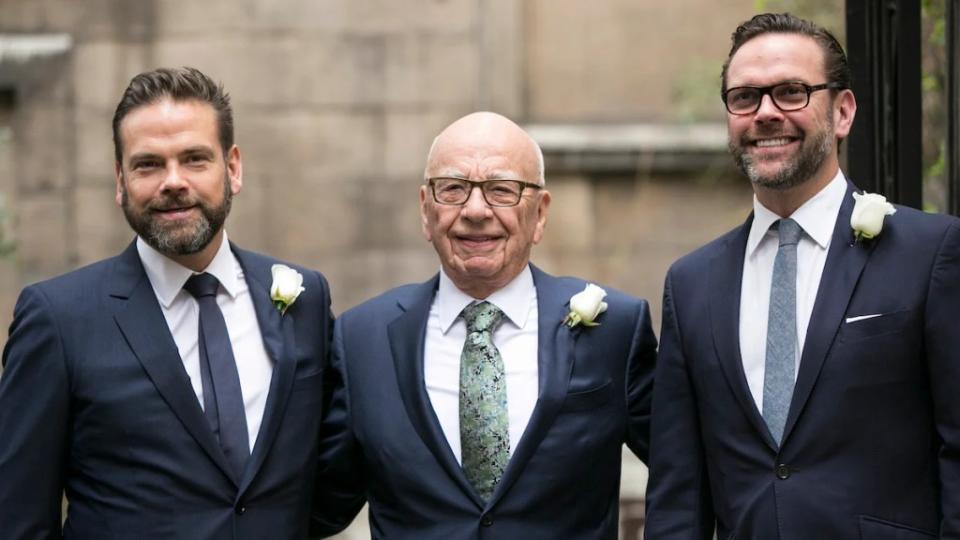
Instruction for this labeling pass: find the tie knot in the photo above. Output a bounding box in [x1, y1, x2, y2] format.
[775, 218, 803, 247]
[462, 301, 503, 334]
[184, 273, 221, 299]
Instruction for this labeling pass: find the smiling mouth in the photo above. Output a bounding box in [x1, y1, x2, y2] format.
[153, 205, 198, 219]
[457, 235, 503, 247]
[753, 137, 797, 148]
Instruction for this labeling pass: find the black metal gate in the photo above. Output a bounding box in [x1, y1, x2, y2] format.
[846, 0, 959, 216]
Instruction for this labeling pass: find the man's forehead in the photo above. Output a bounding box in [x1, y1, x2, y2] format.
[428, 144, 530, 176]
[728, 33, 825, 83]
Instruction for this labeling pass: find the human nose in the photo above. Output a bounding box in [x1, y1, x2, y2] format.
[753, 93, 784, 122]
[460, 184, 492, 220]
[160, 162, 188, 192]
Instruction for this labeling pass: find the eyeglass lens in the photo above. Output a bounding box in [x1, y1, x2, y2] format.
[432, 178, 524, 206]
[726, 83, 810, 114]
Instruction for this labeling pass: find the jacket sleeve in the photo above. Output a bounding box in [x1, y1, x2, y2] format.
[0, 286, 70, 538]
[310, 317, 367, 538]
[925, 221, 960, 536]
[624, 298, 657, 464]
[643, 271, 715, 540]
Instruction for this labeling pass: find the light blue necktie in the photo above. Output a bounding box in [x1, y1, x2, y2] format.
[763, 218, 803, 445]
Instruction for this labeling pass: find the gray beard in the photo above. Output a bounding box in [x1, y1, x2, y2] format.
[121, 174, 231, 256]
[731, 123, 833, 191]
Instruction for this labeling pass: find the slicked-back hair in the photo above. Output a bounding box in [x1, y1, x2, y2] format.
[112, 67, 233, 164]
[720, 12, 851, 94]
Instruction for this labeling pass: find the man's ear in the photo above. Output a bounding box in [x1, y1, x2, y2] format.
[532, 190, 550, 245]
[226, 145, 243, 195]
[833, 89, 857, 140]
[114, 161, 124, 207]
[419, 185, 432, 241]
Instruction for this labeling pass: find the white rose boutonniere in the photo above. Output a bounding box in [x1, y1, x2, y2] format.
[850, 191, 896, 242]
[563, 283, 608, 328]
[270, 264, 305, 315]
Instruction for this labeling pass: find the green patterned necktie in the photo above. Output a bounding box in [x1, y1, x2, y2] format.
[459, 301, 509, 501]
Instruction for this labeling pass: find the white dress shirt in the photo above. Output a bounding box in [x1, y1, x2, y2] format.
[739, 170, 847, 412]
[424, 265, 540, 464]
[137, 232, 274, 453]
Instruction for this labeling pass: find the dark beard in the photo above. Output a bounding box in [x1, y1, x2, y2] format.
[730, 118, 833, 191]
[121, 174, 232, 256]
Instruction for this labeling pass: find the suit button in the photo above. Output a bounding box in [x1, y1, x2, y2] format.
[775, 464, 791, 480]
[481, 514, 493, 527]
[235, 505, 246, 515]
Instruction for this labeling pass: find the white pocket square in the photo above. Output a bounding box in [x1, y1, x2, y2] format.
[845, 313, 883, 324]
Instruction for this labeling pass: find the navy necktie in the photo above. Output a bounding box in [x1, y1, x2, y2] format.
[184, 273, 250, 479]
[763, 218, 803, 445]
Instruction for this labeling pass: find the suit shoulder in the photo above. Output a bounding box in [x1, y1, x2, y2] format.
[232, 247, 330, 296]
[890, 204, 960, 235]
[25, 256, 120, 300]
[668, 225, 744, 279]
[537, 272, 649, 312]
[233, 247, 325, 278]
[340, 282, 426, 321]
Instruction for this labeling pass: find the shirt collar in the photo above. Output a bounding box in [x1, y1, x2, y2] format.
[436, 264, 536, 334]
[746, 169, 847, 257]
[137, 231, 241, 308]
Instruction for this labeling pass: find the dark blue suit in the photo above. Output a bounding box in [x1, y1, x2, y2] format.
[0, 242, 332, 539]
[312, 265, 656, 539]
[645, 184, 960, 539]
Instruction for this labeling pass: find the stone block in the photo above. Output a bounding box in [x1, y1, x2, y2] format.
[354, 178, 427, 250]
[154, 0, 473, 35]
[236, 108, 383, 180]
[73, 105, 115, 182]
[524, 0, 756, 122]
[256, 173, 365, 259]
[73, 182, 130, 264]
[538, 175, 594, 252]
[0, 0, 81, 33]
[72, 41, 126, 109]
[224, 180, 267, 252]
[324, 246, 436, 313]
[151, 35, 388, 107]
[15, 194, 72, 280]
[14, 103, 72, 193]
[476, 0, 524, 115]
[384, 32, 478, 106]
[384, 108, 460, 179]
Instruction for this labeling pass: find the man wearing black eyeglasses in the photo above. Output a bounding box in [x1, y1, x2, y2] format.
[311, 112, 657, 539]
[646, 12, 960, 540]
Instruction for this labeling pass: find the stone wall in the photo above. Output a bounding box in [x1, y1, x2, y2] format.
[0, 0, 840, 536]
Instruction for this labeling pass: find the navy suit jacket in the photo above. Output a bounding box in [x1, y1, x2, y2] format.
[645, 183, 960, 540]
[311, 265, 656, 539]
[0, 241, 332, 540]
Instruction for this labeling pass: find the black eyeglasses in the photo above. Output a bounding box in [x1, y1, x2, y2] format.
[427, 177, 543, 207]
[721, 82, 846, 115]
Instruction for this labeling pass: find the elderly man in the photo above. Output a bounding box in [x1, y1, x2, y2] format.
[311, 112, 656, 539]
[645, 13, 960, 539]
[0, 67, 332, 538]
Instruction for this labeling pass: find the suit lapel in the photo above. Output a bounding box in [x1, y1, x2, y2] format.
[782, 184, 872, 443]
[232, 246, 297, 494]
[709, 217, 779, 451]
[387, 276, 484, 507]
[488, 266, 577, 508]
[109, 242, 237, 484]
